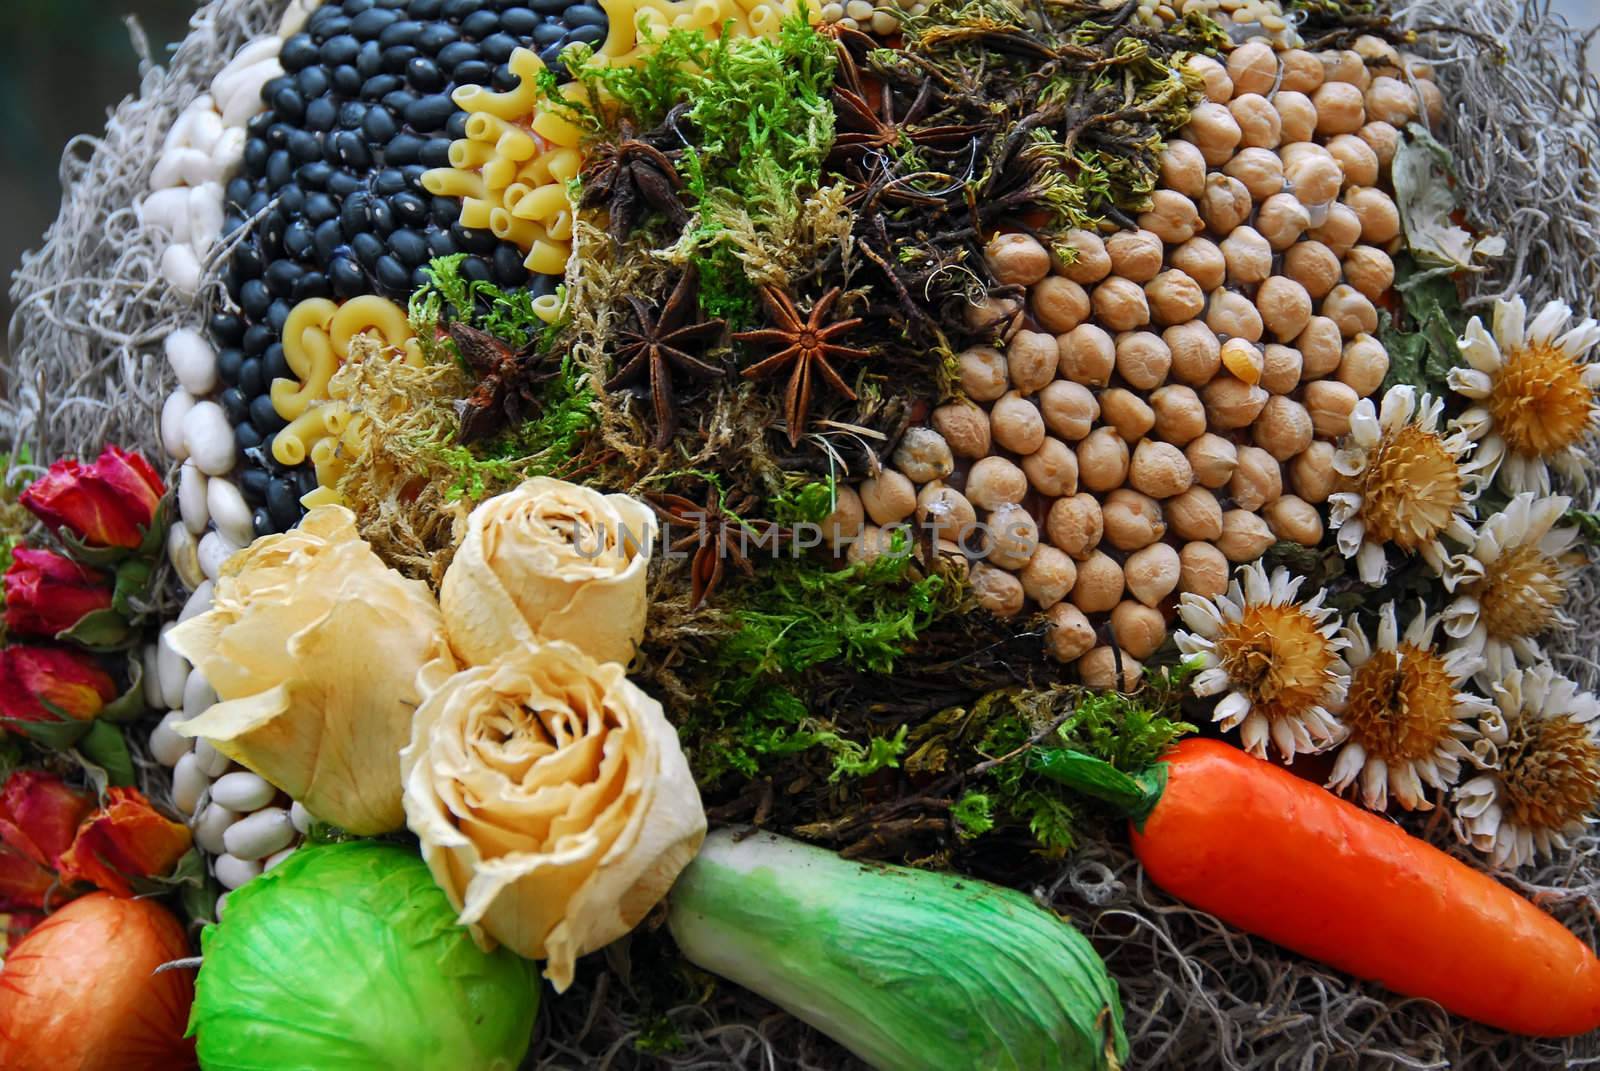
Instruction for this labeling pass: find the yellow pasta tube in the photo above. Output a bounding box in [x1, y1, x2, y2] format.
[489, 207, 546, 248]
[448, 139, 496, 170]
[502, 182, 535, 214]
[524, 239, 571, 275]
[452, 56, 542, 122]
[547, 208, 574, 242]
[331, 295, 411, 353]
[518, 153, 554, 186]
[511, 182, 569, 222]
[599, 0, 640, 56]
[531, 108, 584, 148]
[496, 127, 538, 162]
[281, 299, 337, 378]
[532, 293, 564, 323]
[422, 167, 486, 200]
[546, 147, 583, 184]
[271, 327, 337, 421]
[460, 196, 496, 230]
[483, 155, 518, 191]
[509, 47, 545, 86]
[747, 2, 783, 35]
[465, 112, 515, 144]
[272, 403, 347, 467]
[299, 485, 344, 510]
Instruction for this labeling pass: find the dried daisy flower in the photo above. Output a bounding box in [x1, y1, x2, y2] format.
[1329, 385, 1485, 584]
[1175, 560, 1349, 762]
[1449, 297, 1600, 494]
[1441, 492, 1579, 681]
[1454, 664, 1600, 869]
[1326, 601, 1491, 812]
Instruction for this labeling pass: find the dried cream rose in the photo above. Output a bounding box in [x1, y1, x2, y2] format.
[440, 477, 656, 667]
[401, 641, 705, 990]
[167, 506, 452, 834]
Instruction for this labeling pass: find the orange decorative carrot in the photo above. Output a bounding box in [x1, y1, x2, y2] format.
[1037, 737, 1600, 1036]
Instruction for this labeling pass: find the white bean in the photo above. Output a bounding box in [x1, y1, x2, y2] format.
[198, 531, 241, 582]
[160, 243, 203, 296]
[214, 853, 262, 890]
[214, 891, 230, 920]
[149, 710, 193, 767]
[174, 147, 220, 187]
[193, 801, 240, 855]
[219, 59, 284, 127]
[264, 845, 297, 871]
[224, 807, 296, 861]
[161, 389, 195, 461]
[210, 126, 247, 172]
[183, 401, 235, 476]
[142, 643, 165, 708]
[214, 38, 281, 91]
[179, 580, 213, 624]
[160, 103, 207, 154]
[140, 187, 191, 238]
[278, 1, 317, 36]
[172, 751, 210, 816]
[178, 461, 209, 535]
[289, 801, 314, 834]
[185, 110, 224, 154]
[157, 622, 190, 710]
[185, 672, 220, 726]
[188, 184, 226, 256]
[167, 328, 218, 396]
[208, 478, 254, 547]
[167, 523, 205, 591]
[147, 148, 188, 191]
[212, 771, 277, 813]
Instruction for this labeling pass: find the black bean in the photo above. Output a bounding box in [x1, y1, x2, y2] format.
[370, 198, 396, 234]
[249, 394, 286, 432]
[264, 343, 291, 382]
[234, 241, 265, 280]
[382, 44, 419, 73]
[306, 192, 339, 224]
[364, 107, 399, 143]
[267, 300, 293, 334]
[314, 218, 346, 261]
[281, 33, 319, 71]
[266, 149, 294, 189]
[455, 60, 494, 86]
[406, 55, 446, 92]
[221, 388, 250, 424]
[241, 278, 272, 319]
[407, 93, 457, 131]
[537, 45, 567, 76]
[264, 74, 296, 104]
[436, 41, 480, 70]
[350, 7, 400, 38]
[335, 130, 373, 168]
[480, 32, 518, 62]
[530, 271, 559, 299]
[252, 507, 274, 539]
[500, 6, 539, 32]
[352, 232, 386, 267]
[529, 0, 567, 14]
[419, 137, 453, 168]
[411, 264, 434, 290]
[389, 228, 429, 266]
[305, 96, 338, 132]
[266, 121, 293, 149]
[415, 22, 457, 53]
[239, 356, 266, 396]
[431, 195, 461, 226]
[341, 193, 372, 237]
[564, 3, 607, 26]
[244, 137, 270, 174]
[339, 100, 367, 129]
[379, 18, 422, 46]
[375, 254, 412, 292]
[400, 163, 427, 186]
[451, 222, 497, 254]
[261, 207, 289, 252]
[221, 215, 246, 243]
[357, 39, 383, 77]
[284, 219, 315, 258]
[392, 190, 429, 224]
[567, 23, 606, 45]
[265, 259, 304, 298]
[226, 176, 254, 209]
[331, 63, 363, 95]
[532, 22, 565, 44]
[386, 132, 423, 165]
[211, 313, 246, 346]
[446, 110, 470, 140]
[381, 89, 415, 115]
[328, 169, 364, 197]
[442, 0, 484, 16]
[309, 11, 352, 42]
[331, 255, 369, 298]
[375, 167, 409, 196]
[409, 0, 444, 17]
[297, 160, 333, 189]
[461, 9, 500, 38]
[295, 66, 330, 100]
[239, 468, 270, 503]
[293, 271, 332, 302]
[460, 256, 493, 283]
[427, 228, 458, 257]
[360, 73, 402, 100]
[493, 244, 529, 286]
[267, 478, 304, 530]
[321, 32, 361, 65]
[344, 0, 377, 13]
[217, 346, 245, 385]
[295, 467, 322, 500]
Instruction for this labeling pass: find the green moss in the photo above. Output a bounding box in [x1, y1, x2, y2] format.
[950, 791, 995, 840]
[1378, 253, 1466, 397]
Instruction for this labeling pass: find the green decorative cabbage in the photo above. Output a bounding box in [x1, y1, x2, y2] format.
[669, 830, 1128, 1071]
[189, 842, 539, 1070]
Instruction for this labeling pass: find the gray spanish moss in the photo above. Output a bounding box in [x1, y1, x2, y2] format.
[3, 0, 1598, 1067]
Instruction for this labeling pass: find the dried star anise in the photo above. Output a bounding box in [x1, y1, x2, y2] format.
[829, 31, 978, 167]
[605, 267, 726, 449]
[580, 107, 693, 242]
[735, 286, 872, 447]
[648, 486, 782, 608]
[446, 322, 556, 443]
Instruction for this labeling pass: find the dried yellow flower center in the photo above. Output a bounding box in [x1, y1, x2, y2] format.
[1498, 709, 1600, 831]
[1488, 340, 1594, 458]
[1356, 425, 1464, 551]
[1469, 543, 1566, 642]
[1342, 643, 1458, 763]
[1213, 603, 1338, 723]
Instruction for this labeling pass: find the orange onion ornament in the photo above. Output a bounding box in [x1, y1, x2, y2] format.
[0, 892, 198, 1071]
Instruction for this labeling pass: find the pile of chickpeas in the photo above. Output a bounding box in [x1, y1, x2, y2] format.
[822, 35, 1437, 689]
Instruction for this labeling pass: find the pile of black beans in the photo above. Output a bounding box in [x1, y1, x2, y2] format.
[209, 0, 605, 538]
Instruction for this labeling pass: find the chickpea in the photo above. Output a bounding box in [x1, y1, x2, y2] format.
[1159, 140, 1207, 198]
[1125, 542, 1181, 608]
[1078, 427, 1131, 493]
[1320, 49, 1370, 90]
[1224, 147, 1285, 201]
[1092, 277, 1151, 332]
[1186, 54, 1233, 104]
[1283, 241, 1342, 300]
[1358, 120, 1400, 168]
[1150, 384, 1207, 445]
[1290, 440, 1337, 502]
[1184, 102, 1243, 166]
[1139, 190, 1203, 245]
[1129, 438, 1195, 499]
[846, 524, 899, 566]
[1099, 388, 1156, 442]
[1169, 237, 1226, 291]
[1166, 484, 1223, 541]
[1303, 379, 1360, 437]
[932, 400, 992, 459]
[1416, 79, 1445, 126]
[893, 427, 955, 483]
[1116, 331, 1173, 390]
[1313, 80, 1366, 136]
[1105, 230, 1165, 283]
[1322, 283, 1379, 338]
[1220, 225, 1272, 285]
[1309, 202, 1363, 257]
[1255, 276, 1312, 342]
[1326, 133, 1379, 189]
[1227, 41, 1278, 96]
[1058, 323, 1117, 386]
[1207, 289, 1265, 343]
[1202, 173, 1253, 235]
[1005, 330, 1060, 394]
[971, 562, 1026, 618]
[1365, 76, 1419, 127]
[1253, 396, 1315, 461]
[990, 391, 1046, 455]
[1056, 229, 1112, 285]
[1220, 336, 1265, 386]
[958, 345, 1009, 402]
[1031, 276, 1091, 334]
[923, 538, 971, 581]
[1296, 316, 1344, 378]
[1145, 270, 1205, 326]
[860, 468, 918, 525]
[1400, 52, 1436, 82]
[1039, 380, 1099, 440]
[1201, 375, 1269, 430]
[1343, 244, 1395, 301]
[1178, 540, 1230, 597]
[1071, 551, 1126, 614]
[1229, 93, 1282, 149]
[985, 232, 1052, 287]
[1264, 494, 1325, 546]
[1228, 444, 1283, 510]
[1111, 600, 1167, 659]
[1354, 34, 1403, 71]
[1185, 432, 1239, 488]
[1279, 49, 1325, 93]
[1338, 333, 1390, 397]
[1283, 149, 1344, 209]
[917, 483, 977, 543]
[984, 503, 1039, 570]
[1022, 437, 1079, 497]
[1344, 186, 1400, 244]
[822, 484, 865, 549]
[965, 293, 1023, 334]
[1047, 492, 1103, 558]
[1257, 192, 1312, 251]
[1102, 487, 1167, 551]
[965, 455, 1028, 510]
[1079, 645, 1143, 690]
[1022, 544, 1078, 609]
[1045, 602, 1097, 663]
[1274, 91, 1317, 144]
[1218, 509, 1275, 562]
[1165, 321, 1222, 387]
[1261, 343, 1304, 395]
